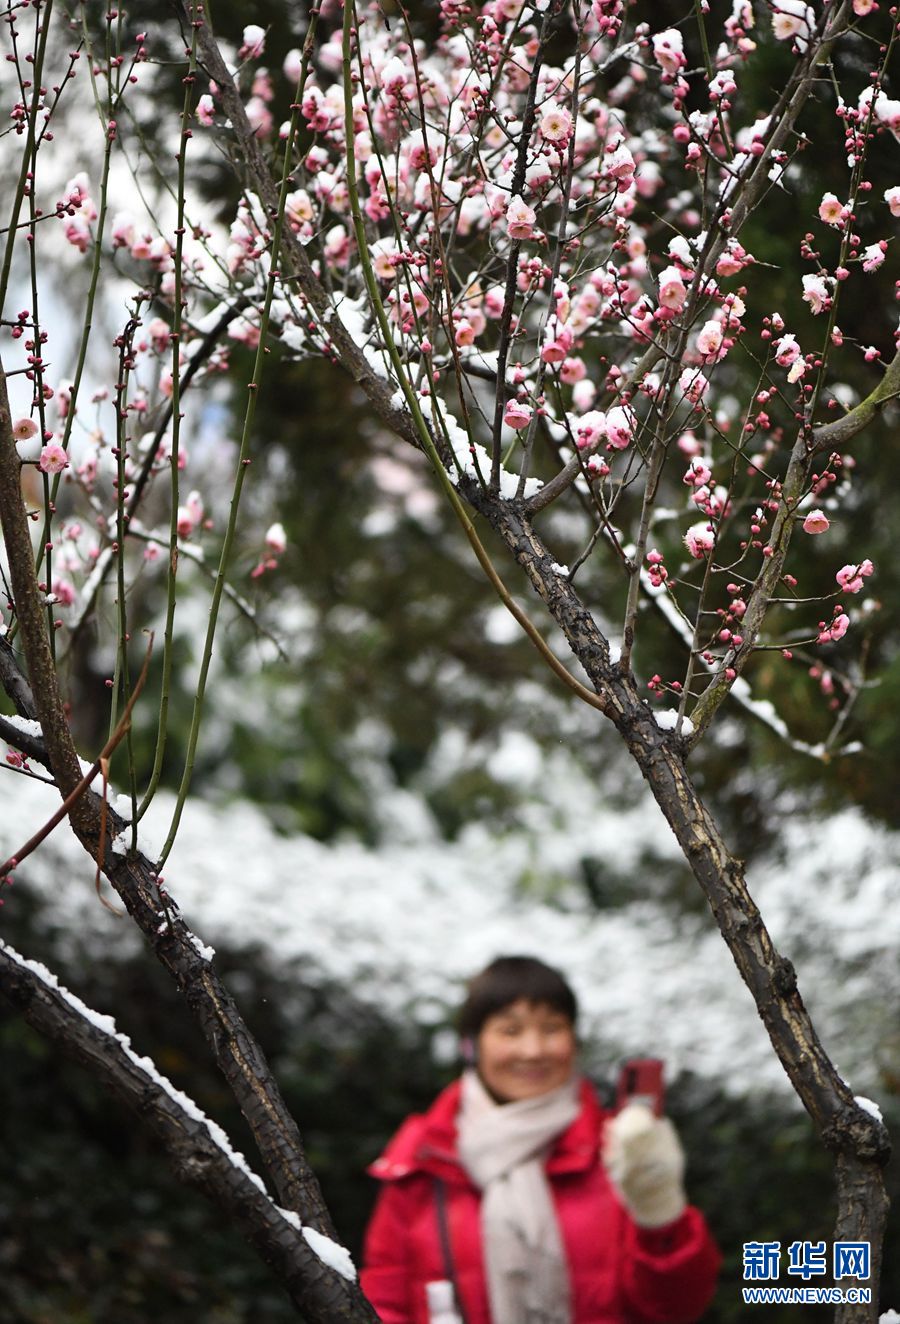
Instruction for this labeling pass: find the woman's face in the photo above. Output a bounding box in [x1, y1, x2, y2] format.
[475, 998, 577, 1103]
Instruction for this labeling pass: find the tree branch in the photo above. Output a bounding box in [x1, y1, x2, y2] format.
[811, 345, 900, 453]
[187, 9, 425, 460]
[0, 633, 37, 719]
[470, 490, 892, 1203]
[0, 940, 370, 1324]
[0, 361, 375, 1317]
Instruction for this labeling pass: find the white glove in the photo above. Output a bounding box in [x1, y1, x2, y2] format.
[602, 1102, 687, 1228]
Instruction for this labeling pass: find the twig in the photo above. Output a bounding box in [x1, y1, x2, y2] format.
[0, 641, 152, 882]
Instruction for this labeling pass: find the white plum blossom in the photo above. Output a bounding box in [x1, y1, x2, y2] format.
[884, 187, 900, 217]
[802, 274, 831, 315]
[770, 0, 814, 46]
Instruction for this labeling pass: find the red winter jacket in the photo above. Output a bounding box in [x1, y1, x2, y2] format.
[361, 1079, 720, 1324]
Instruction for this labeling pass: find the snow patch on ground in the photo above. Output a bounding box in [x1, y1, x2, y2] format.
[1, 772, 897, 1101]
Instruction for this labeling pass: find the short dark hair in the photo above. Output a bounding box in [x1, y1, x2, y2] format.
[458, 955, 578, 1039]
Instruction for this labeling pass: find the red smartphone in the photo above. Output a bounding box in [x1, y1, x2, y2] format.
[615, 1057, 665, 1116]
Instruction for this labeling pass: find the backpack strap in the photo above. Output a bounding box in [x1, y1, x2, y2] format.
[433, 1177, 469, 1324]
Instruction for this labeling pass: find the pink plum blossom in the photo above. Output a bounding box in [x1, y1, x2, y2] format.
[683, 522, 716, 558]
[572, 380, 597, 411]
[709, 71, 737, 101]
[802, 510, 830, 535]
[716, 240, 751, 277]
[683, 459, 712, 488]
[12, 417, 37, 441]
[560, 357, 587, 385]
[679, 368, 709, 405]
[646, 549, 668, 588]
[506, 196, 536, 241]
[245, 96, 273, 138]
[240, 24, 266, 60]
[872, 91, 900, 138]
[604, 405, 634, 450]
[111, 212, 136, 249]
[657, 265, 687, 313]
[818, 193, 848, 226]
[283, 48, 304, 83]
[539, 104, 573, 144]
[541, 318, 574, 364]
[884, 186, 900, 217]
[862, 242, 887, 273]
[573, 411, 607, 451]
[604, 142, 635, 190]
[836, 560, 874, 593]
[818, 613, 850, 644]
[380, 56, 410, 99]
[265, 523, 287, 554]
[39, 442, 68, 474]
[176, 490, 204, 539]
[64, 217, 91, 253]
[695, 320, 725, 362]
[503, 401, 532, 430]
[773, 333, 800, 367]
[52, 579, 76, 608]
[652, 30, 685, 77]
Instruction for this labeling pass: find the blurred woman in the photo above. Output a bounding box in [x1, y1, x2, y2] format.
[361, 955, 720, 1324]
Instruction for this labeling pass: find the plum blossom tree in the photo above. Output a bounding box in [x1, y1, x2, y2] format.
[0, 0, 898, 1318]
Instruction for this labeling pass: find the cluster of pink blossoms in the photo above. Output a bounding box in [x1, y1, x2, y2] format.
[16, 0, 891, 726]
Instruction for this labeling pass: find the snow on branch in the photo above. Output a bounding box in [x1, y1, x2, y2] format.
[0, 941, 359, 1301]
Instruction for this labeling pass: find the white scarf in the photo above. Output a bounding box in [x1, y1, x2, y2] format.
[456, 1070, 581, 1324]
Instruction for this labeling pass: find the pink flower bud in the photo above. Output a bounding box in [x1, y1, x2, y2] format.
[802, 510, 830, 535]
[503, 401, 533, 430]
